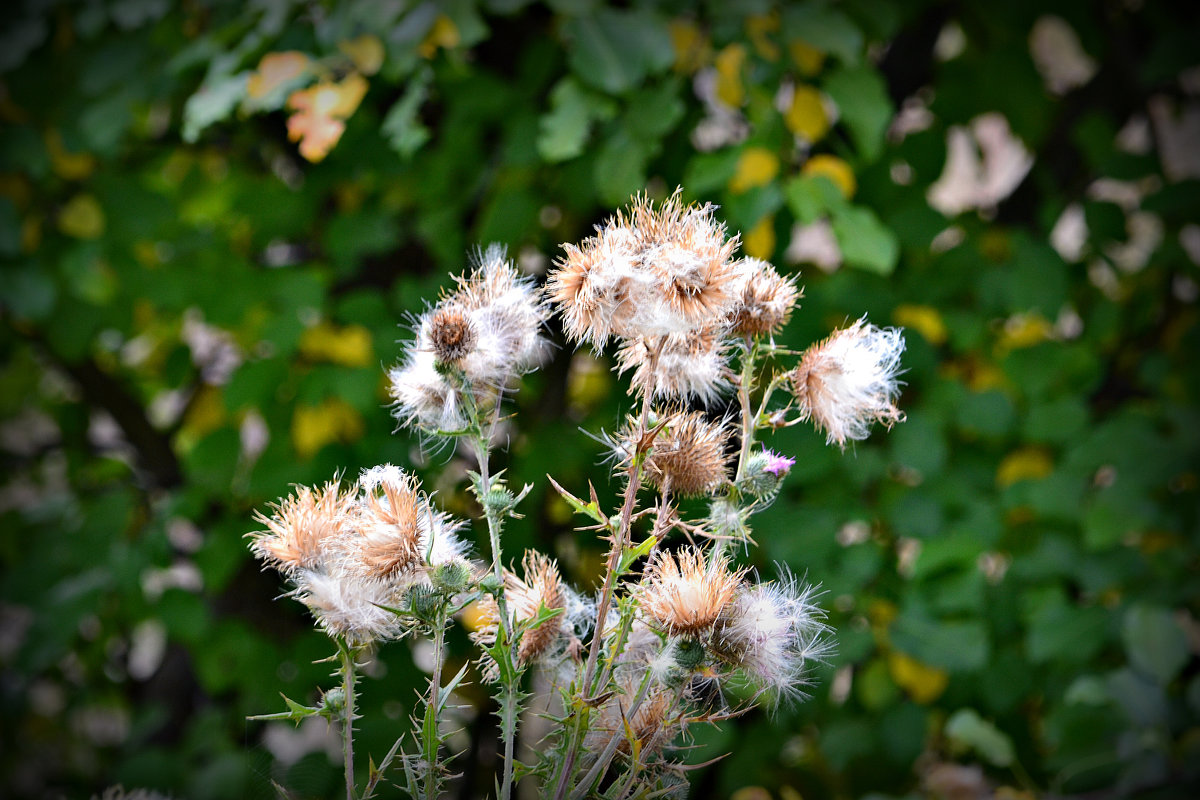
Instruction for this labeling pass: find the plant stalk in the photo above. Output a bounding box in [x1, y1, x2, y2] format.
[423, 608, 447, 800]
[552, 339, 660, 800]
[340, 643, 357, 800]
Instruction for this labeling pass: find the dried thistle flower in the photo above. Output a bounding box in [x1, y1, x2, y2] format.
[293, 568, 403, 646]
[388, 246, 548, 434]
[726, 257, 801, 337]
[454, 245, 548, 385]
[585, 672, 681, 758]
[249, 466, 469, 646]
[642, 410, 731, 497]
[549, 190, 739, 347]
[250, 481, 356, 575]
[790, 317, 906, 447]
[387, 349, 468, 433]
[472, 551, 579, 677]
[640, 548, 744, 637]
[615, 329, 731, 404]
[630, 192, 739, 332]
[711, 572, 830, 706]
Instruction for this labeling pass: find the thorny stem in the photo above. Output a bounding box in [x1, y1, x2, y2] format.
[568, 667, 656, 800]
[552, 339, 661, 800]
[422, 608, 447, 800]
[339, 642, 357, 800]
[471, 433, 519, 800]
[734, 336, 758, 484]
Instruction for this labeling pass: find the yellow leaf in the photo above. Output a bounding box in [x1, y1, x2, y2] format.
[182, 386, 226, 439]
[997, 313, 1051, 351]
[746, 12, 780, 61]
[339, 35, 385, 76]
[299, 322, 373, 367]
[46, 129, 96, 180]
[996, 448, 1053, 488]
[784, 84, 830, 143]
[893, 304, 948, 345]
[58, 194, 105, 239]
[246, 51, 311, 99]
[801, 153, 855, 198]
[714, 43, 747, 108]
[668, 19, 710, 74]
[729, 147, 780, 194]
[789, 39, 825, 76]
[779, 788, 803, 800]
[888, 651, 949, 704]
[743, 215, 776, 260]
[291, 398, 365, 459]
[419, 15, 460, 59]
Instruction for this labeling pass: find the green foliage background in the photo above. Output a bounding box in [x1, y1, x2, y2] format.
[2, 1, 1198, 798]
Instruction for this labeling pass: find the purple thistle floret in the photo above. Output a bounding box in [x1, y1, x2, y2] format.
[761, 450, 795, 477]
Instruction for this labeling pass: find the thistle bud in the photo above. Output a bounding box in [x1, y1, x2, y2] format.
[430, 559, 473, 594]
[321, 686, 346, 714]
[707, 497, 750, 541]
[673, 637, 706, 671]
[738, 449, 795, 499]
[407, 584, 442, 623]
[483, 487, 516, 516]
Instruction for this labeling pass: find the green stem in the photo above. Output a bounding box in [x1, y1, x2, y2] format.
[423, 609, 447, 800]
[340, 643, 357, 800]
[472, 436, 520, 800]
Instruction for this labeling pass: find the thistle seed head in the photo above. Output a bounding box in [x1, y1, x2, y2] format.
[642, 410, 732, 497]
[726, 257, 801, 337]
[790, 317, 906, 447]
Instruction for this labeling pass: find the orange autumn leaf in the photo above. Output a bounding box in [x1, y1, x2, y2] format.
[247, 51, 311, 99]
[285, 74, 369, 162]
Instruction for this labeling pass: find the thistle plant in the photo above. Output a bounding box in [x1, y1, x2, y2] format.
[247, 190, 906, 799]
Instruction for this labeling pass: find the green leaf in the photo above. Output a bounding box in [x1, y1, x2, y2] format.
[786, 174, 846, 223]
[945, 708, 1015, 767]
[564, 8, 673, 95]
[182, 72, 250, 143]
[823, 66, 892, 162]
[536, 77, 615, 163]
[831, 204, 899, 275]
[593, 128, 650, 206]
[781, 5, 864, 65]
[891, 612, 989, 672]
[248, 693, 318, 725]
[381, 67, 432, 158]
[1122, 605, 1190, 685]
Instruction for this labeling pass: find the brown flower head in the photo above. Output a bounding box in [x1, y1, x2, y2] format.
[250, 481, 356, 575]
[549, 190, 740, 347]
[632, 192, 739, 329]
[640, 548, 744, 637]
[352, 468, 424, 580]
[424, 303, 475, 365]
[548, 224, 640, 347]
[642, 410, 731, 497]
[727, 257, 801, 337]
